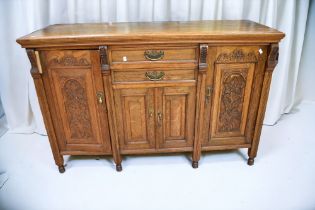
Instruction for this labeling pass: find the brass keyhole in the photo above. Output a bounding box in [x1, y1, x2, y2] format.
[157, 112, 163, 127]
[148, 108, 154, 118]
[96, 92, 104, 104]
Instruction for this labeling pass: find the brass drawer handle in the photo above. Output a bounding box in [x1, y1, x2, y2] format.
[145, 71, 165, 81]
[144, 50, 164, 61]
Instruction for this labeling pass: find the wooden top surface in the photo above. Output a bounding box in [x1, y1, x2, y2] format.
[17, 20, 285, 48]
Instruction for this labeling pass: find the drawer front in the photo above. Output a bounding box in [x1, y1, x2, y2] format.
[112, 69, 196, 83]
[110, 45, 198, 64]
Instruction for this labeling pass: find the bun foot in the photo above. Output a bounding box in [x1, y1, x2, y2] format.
[247, 158, 255, 166]
[116, 164, 123, 172]
[192, 161, 198, 168]
[58, 165, 65, 173]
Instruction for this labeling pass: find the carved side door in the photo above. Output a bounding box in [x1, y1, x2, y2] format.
[113, 88, 156, 151]
[204, 46, 267, 146]
[41, 50, 112, 153]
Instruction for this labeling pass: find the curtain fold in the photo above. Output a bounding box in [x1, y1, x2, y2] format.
[0, 0, 310, 134]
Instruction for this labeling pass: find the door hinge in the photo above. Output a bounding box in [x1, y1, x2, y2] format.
[206, 86, 213, 104]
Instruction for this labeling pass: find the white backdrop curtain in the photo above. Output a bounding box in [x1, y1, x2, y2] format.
[0, 0, 310, 135]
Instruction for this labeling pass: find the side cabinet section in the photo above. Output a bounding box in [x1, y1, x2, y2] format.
[40, 50, 112, 153]
[203, 46, 267, 146]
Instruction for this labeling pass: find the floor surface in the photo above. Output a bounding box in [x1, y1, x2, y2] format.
[0, 116, 7, 138]
[0, 102, 314, 210]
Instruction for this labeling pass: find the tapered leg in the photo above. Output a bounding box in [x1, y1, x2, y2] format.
[191, 61, 207, 169]
[247, 158, 255, 166]
[113, 151, 123, 172]
[192, 161, 199, 168]
[247, 148, 256, 166]
[54, 154, 65, 173]
[102, 74, 123, 172]
[58, 165, 65, 173]
[114, 158, 123, 172]
[31, 73, 65, 173]
[247, 44, 280, 167]
[116, 164, 122, 172]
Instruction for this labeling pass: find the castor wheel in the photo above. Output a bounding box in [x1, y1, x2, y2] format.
[58, 165, 65, 173]
[192, 161, 198, 168]
[247, 158, 255, 166]
[116, 164, 123, 172]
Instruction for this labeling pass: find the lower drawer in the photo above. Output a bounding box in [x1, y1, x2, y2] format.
[112, 68, 196, 83]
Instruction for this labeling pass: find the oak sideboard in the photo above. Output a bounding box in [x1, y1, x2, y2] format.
[17, 20, 285, 173]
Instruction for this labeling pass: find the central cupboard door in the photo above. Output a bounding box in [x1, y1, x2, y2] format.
[157, 86, 196, 149]
[114, 88, 156, 150]
[114, 86, 196, 151]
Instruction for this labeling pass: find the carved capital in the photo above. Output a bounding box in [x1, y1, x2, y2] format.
[266, 44, 279, 72]
[216, 49, 257, 64]
[26, 49, 36, 68]
[199, 44, 208, 72]
[26, 49, 41, 76]
[99, 46, 109, 71]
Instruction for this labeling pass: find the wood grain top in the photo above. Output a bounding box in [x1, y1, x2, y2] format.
[17, 20, 285, 48]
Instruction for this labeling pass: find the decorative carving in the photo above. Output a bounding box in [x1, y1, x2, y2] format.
[99, 46, 109, 71]
[50, 53, 90, 66]
[216, 49, 257, 63]
[267, 44, 279, 71]
[63, 79, 93, 139]
[199, 44, 208, 71]
[218, 72, 246, 132]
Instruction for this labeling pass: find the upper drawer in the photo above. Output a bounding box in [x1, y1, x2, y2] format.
[109, 45, 198, 69]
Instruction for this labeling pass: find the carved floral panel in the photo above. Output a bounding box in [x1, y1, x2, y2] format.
[62, 79, 93, 139]
[217, 71, 247, 133]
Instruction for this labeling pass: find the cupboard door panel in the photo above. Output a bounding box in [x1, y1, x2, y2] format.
[114, 88, 155, 150]
[203, 46, 267, 146]
[158, 86, 196, 148]
[210, 63, 255, 140]
[42, 50, 111, 153]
